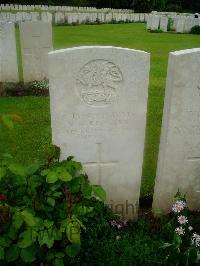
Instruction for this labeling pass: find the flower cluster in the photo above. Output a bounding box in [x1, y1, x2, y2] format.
[175, 227, 185, 236]
[172, 195, 200, 248]
[172, 200, 186, 213]
[177, 215, 188, 225]
[191, 233, 200, 247]
[32, 80, 49, 90]
[110, 215, 128, 241]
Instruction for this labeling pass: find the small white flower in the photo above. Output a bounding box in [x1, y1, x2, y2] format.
[175, 226, 185, 236]
[172, 200, 186, 213]
[177, 215, 188, 225]
[188, 226, 193, 231]
[191, 233, 200, 247]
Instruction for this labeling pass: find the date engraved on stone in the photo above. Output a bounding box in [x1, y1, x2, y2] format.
[76, 59, 123, 106]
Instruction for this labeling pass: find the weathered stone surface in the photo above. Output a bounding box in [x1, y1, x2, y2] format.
[153, 48, 200, 213]
[0, 22, 18, 82]
[150, 15, 160, 30]
[48, 46, 150, 220]
[160, 16, 168, 32]
[19, 21, 52, 82]
[41, 12, 52, 23]
[176, 16, 185, 32]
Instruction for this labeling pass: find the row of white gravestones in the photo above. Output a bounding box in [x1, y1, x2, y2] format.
[153, 48, 200, 213]
[48, 46, 150, 220]
[19, 21, 53, 82]
[0, 21, 52, 82]
[0, 4, 133, 13]
[147, 15, 168, 32]
[0, 22, 18, 82]
[0, 11, 147, 24]
[176, 17, 200, 33]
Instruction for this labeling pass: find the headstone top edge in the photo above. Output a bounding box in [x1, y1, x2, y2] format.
[170, 48, 200, 56]
[48, 46, 150, 56]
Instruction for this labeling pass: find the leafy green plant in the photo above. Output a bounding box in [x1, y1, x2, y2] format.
[160, 191, 200, 265]
[167, 17, 174, 31]
[190, 25, 200, 35]
[0, 155, 106, 265]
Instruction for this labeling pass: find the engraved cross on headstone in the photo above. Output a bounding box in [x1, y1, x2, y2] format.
[84, 143, 117, 184]
[188, 156, 200, 193]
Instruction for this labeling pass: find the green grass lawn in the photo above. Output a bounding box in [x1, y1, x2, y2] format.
[1, 23, 200, 197]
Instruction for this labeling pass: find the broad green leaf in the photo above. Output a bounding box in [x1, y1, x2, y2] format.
[41, 169, 49, 176]
[55, 252, 65, 258]
[26, 163, 40, 176]
[8, 163, 27, 177]
[29, 175, 43, 189]
[72, 216, 86, 230]
[58, 169, 72, 182]
[6, 245, 19, 262]
[13, 212, 23, 229]
[160, 243, 173, 249]
[52, 228, 62, 241]
[74, 205, 94, 216]
[38, 229, 54, 248]
[47, 197, 55, 207]
[18, 229, 36, 248]
[66, 244, 80, 258]
[0, 237, 10, 247]
[0, 167, 6, 179]
[54, 258, 64, 266]
[67, 222, 81, 244]
[46, 171, 58, 183]
[20, 246, 36, 263]
[0, 247, 4, 260]
[82, 181, 92, 198]
[8, 226, 18, 240]
[53, 191, 62, 197]
[93, 185, 106, 201]
[44, 220, 54, 228]
[21, 210, 37, 227]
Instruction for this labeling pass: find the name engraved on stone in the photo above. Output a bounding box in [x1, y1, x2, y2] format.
[64, 111, 135, 138]
[76, 59, 123, 106]
[84, 143, 118, 184]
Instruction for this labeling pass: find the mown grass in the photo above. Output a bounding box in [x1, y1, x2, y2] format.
[1, 23, 200, 197]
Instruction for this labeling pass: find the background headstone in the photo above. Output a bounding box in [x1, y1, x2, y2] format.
[153, 48, 200, 213]
[176, 16, 185, 33]
[150, 15, 160, 30]
[19, 21, 52, 82]
[0, 22, 18, 82]
[48, 46, 150, 220]
[160, 16, 168, 32]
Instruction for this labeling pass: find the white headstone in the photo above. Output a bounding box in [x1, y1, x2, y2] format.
[160, 16, 168, 32]
[48, 46, 150, 220]
[153, 48, 200, 213]
[41, 12, 52, 23]
[146, 14, 152, 30]
[19, 21, 53, 82]
[150, 15, 160, 30]
[176, 16, 185, 33]
[184, 17, 193, 33]
[30, 12, 40, 22]
[55, 12, 65, 24]
[0, 22, 19, 82]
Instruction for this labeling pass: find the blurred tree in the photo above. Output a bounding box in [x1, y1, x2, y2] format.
[1, 0, 199, 12]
